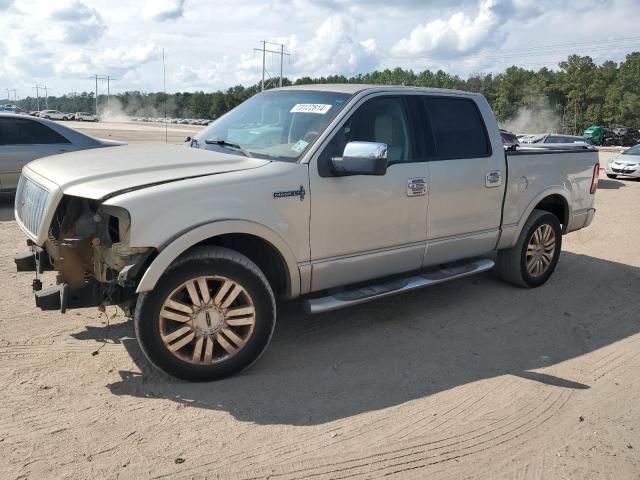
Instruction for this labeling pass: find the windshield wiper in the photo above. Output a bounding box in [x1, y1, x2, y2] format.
[204, 138, 253, 158]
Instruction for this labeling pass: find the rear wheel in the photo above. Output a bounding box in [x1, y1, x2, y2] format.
[134, 247, 276, 381]
[496, 209, 562, 288]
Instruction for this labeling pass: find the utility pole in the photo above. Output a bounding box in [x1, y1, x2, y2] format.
[42, 85, 49, 109]
[253, 41, 290, 91]
[106, 76, 115, 112]
[89, 74, 114, 114]
[92, 74, 99, 114]
[33, 85, 46, 111]
[280, 43, 284, 88]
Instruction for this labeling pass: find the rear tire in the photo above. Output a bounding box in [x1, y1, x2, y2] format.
[134, 246, 276, 381]
[606, 174, 617, 179]
[496, 209, 562, 288]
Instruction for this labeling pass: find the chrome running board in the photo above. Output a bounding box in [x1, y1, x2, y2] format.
[303, 258, 495, 314]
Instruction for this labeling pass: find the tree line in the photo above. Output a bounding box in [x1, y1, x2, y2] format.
[7, 52, 640, 133]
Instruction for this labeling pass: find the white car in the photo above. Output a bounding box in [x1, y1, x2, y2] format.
[0, 113, 123, 192]
[38, 110, 69, 121]
[74, 112, 99, 122]
[605, 144, 640, 179]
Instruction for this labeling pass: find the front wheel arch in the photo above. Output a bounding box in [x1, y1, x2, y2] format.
[135, 221, 300, 299]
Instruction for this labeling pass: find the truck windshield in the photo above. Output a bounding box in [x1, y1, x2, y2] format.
[194, 90, 351, 162]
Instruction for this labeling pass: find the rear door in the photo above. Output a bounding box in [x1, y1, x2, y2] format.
[418, 95, 506, 266]
[0, 118, 73, 191]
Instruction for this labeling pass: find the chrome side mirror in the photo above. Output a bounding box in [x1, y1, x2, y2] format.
[330, 141, 388, 176]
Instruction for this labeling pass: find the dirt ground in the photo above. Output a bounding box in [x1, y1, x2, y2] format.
[0, 132, 638, 479]
[69, 119, 202, 144]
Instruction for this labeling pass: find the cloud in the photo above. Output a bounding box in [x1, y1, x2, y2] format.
[56, 42, 161, 77]
[290, 15, 379, 77]
[50, 1, 106, 44]
[392, 0, 504, 58]
[144, 0, 186, 21]
[0, 0, 14, 10]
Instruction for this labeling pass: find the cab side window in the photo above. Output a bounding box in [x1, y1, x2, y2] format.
[0, 118, 71, 145]
[319, 97, 413, 176]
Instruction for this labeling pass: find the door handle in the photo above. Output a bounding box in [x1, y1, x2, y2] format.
[485, 170, 502, 187]
[407, 177, 427, 196]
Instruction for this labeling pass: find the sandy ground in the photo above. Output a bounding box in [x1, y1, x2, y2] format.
[68, 120, 203, 144]
[0, 140, 638, 479]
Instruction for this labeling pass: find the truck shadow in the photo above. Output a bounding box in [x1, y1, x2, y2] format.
[103, 251, 640, 426]
[597, 179, 626, 189]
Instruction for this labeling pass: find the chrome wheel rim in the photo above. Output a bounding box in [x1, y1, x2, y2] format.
[526, 224, 556, 277]
[159, 276, 256, 365]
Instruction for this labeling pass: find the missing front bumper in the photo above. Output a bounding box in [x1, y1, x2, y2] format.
[33, 281, 132, 313]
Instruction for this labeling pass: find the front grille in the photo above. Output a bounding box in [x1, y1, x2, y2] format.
[15, 176, 49, 237]
[612, 167, 637, 173]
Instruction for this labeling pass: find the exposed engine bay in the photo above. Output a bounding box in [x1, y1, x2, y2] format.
[46, 196, 150, 288]
[16, 196, 152, 313]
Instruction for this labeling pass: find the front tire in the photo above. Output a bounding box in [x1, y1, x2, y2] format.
[496, 209, 562, 288]
[134, 247, 276, 381]
[606, 173, 617, 179]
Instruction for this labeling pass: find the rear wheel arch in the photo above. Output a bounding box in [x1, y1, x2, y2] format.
[512, 190, 570, 248]
[533, 194, 569, 232]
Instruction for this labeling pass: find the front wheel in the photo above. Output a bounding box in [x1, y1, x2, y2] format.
[496, 209, 562, 288]
[606, 173, 617, 179]
[134, 247, 276, 381]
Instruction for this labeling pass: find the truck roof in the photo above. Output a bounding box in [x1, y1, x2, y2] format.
[274, 83, 478, 97]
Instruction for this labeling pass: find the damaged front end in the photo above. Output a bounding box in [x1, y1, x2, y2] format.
[15, 195, 151, 314]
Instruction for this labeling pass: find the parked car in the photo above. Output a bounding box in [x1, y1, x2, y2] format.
[1, 104, 23, 114]
[0, 113, 124, 192]
[13, 85, 598, 381]
[500, 129, 519, 151]
[604, 143, 640, 179]
[519, 133, 594, 150]
[38, 110, 70, 121]
[74, 112, 99, 122]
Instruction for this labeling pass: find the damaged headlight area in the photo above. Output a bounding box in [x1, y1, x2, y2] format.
[16, 195, 151, 314]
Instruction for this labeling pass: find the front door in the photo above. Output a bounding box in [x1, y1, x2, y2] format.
[308, 95, 428, 292]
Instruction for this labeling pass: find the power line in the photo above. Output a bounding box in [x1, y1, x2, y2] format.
[88, 74, 116, 114]
[253, 40, 290, 91]
[390, 35, 640, 62]
[32, 85, 48, 111]
[5, 88, 17, 103]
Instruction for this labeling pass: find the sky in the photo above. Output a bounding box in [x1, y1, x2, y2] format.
[1, 0, 640, 99]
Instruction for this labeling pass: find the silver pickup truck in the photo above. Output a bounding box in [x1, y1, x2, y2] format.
[14, 85, 599, 381]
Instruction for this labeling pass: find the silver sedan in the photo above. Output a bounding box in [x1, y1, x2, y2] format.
[0, 113, 123, 192]
[605, 144, 640, 179]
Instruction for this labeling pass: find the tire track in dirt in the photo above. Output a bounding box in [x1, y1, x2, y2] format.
[0, 339, 124, 362]
[590, 336, 640, 383]
[158, 389, 569, 480]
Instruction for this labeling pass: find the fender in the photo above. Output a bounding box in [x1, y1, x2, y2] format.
[136, 220, 301, 298]
[507, 187, 571, 248]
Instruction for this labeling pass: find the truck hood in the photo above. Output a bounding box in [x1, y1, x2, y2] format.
[25, 144, 270, 200]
